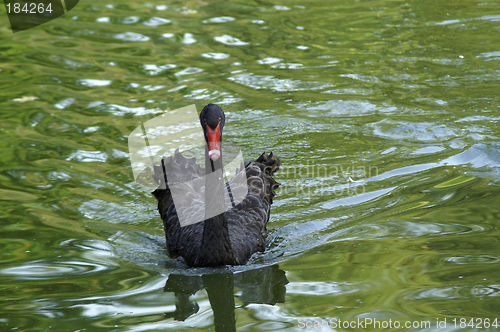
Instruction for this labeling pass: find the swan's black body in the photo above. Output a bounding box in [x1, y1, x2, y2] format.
[152, 104, 280, 267]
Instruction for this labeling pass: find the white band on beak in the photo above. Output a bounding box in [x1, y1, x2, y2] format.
[209, 150, 221, 161]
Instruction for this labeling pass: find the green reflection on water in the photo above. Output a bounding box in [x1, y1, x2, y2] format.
[1, 0, 500, 331]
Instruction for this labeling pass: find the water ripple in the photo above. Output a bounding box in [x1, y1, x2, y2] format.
[78, 79, 112, 87]
[444, 255, 500, 264]
[205, 16, 235, 23]
[369, 119, 462, 142]
[228, 73, 332, 91]
[201, 52, 230, 59]
[1, 259, 109, 279]
[114, 32, 150, 42]
[143, 17, 171, 26]
[214, 35, 249, 45]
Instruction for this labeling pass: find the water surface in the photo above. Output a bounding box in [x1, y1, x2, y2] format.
[1, 0, 500, 331]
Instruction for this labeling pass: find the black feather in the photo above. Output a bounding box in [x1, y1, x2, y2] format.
[152, 104, 280, 267]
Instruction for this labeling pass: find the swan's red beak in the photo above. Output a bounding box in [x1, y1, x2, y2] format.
[206, 123, 221, 161]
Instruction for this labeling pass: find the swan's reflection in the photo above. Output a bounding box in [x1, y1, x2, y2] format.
[163, 264, 288, 331]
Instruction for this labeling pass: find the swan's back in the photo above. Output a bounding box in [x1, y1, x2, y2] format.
[152, 151, 280, 266]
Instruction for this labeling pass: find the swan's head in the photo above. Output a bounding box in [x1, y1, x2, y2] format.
[200, 103, 225, 161]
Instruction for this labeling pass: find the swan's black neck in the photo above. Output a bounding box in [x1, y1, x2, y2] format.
[197, 144, 237, 266]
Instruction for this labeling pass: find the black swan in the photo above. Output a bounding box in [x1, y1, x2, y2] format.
[152, 103, 280, 267]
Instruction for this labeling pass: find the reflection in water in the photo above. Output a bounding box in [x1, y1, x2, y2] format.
[163, 265, 288, 331]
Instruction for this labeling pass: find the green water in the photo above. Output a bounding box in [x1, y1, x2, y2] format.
[1, 0, 500, 331]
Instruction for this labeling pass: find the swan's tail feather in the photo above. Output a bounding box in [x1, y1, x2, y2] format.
[256, 152, 281, 176]
[152, 150, 204, 190]
[251, 152, 281, 204]
[152, 156, 172, 192]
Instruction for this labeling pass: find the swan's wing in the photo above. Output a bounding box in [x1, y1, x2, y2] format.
[227, 152, 281, 264]
[152, 151, 205, 261]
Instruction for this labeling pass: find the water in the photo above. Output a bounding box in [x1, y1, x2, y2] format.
[1, 0, 500, 331]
